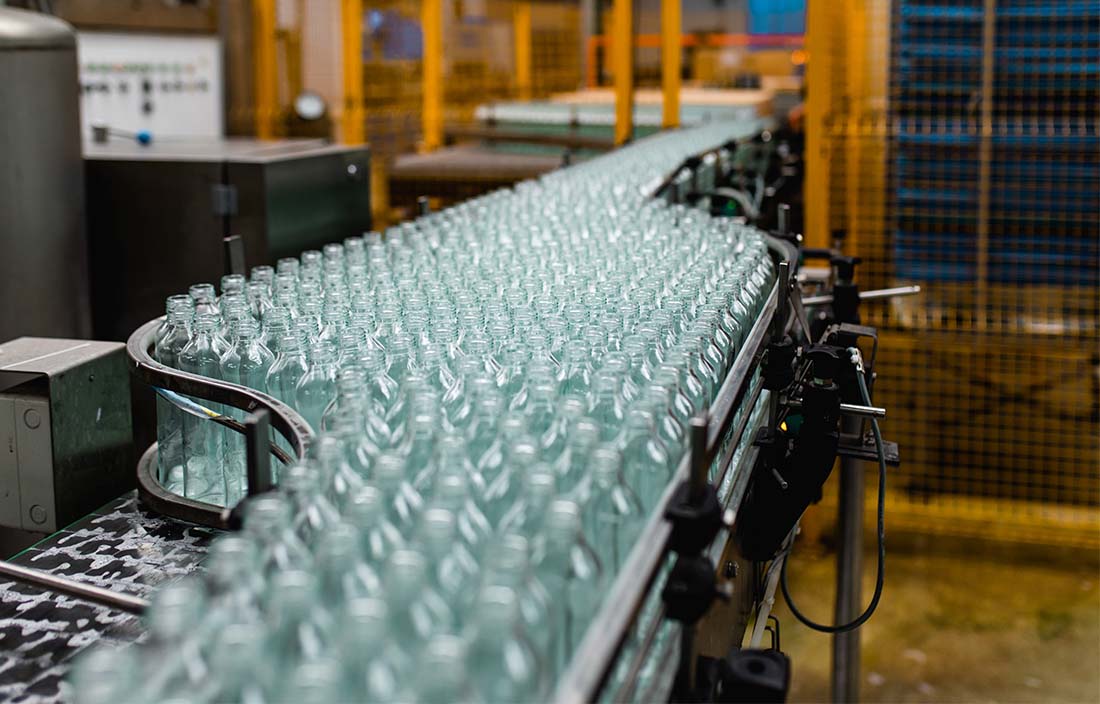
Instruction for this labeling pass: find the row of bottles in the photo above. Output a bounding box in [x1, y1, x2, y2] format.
[85, 121, 775, 702]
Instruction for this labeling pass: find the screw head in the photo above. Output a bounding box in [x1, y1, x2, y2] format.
[23, 409, 41, 429]
[29, 504, 47, 525]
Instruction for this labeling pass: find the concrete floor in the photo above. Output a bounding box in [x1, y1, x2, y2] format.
[775, 546, 1100, 703]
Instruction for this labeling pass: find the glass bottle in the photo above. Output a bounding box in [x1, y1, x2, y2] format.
[480, 533, 555, 675]
[533, 500, 605, 675]
[203, 534, 261, 613]
[207, 622, 269, 703]
[484, 437, 538, 529]
[243, 494, 312, 575]
[315, 521, 382, 601]
[266, 332, 308, 407]
[382, 549, 455, 651]
[582, 445, 644, 572]
[295, 339, 338, 434]
[588, 371, 626, 442]
[154, 295, 192, 490]
[616, 408, 674, 511]
[373, 450, 423, 530]
[555, 417, 600, 499]
[414, 635, 475, 704]
[344, 485, 405, 566]
[281, 461, 341, 548]
[466, 586, 542, 702]
[220, 318, 274, 503]
[266, 569, 327, 668]
[336, 597, 408, 702]
[68, 644, 138, 704]
[189, 282, 219, 318]
[177, 312, 229, 504]
[415, 507, 480, 621]
[137, 577, 207, 700]
[428, 469, 493, 557]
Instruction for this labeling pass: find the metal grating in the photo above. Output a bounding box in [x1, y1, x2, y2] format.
[806, 0, 1100, 548]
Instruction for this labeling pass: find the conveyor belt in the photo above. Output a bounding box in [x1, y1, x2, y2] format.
[0, 495, 215, 702]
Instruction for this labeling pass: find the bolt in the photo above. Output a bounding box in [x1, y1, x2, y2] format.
[29, 505, 47, 525]
[23, 409, 41, 429]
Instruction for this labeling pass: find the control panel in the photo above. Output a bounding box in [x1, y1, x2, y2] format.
[76, 32, 223, 140]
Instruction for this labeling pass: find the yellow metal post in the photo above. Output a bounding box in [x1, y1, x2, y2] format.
[803, 0, 832, 249]
[514, 2, 532, 101]
[252, 0, 278, 139]
[660, 0, 680, 129]
[421, 0, 443, 151]
[341, 0, 365, 144]
[612, 0, 633, 145]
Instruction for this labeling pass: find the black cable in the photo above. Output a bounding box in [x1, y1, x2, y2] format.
[780, 368, 886, 633]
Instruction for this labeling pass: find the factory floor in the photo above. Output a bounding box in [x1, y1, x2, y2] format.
[775, 539, 1100, 703]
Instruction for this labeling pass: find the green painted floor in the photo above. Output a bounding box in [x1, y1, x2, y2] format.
[775, 547, 1100, 702]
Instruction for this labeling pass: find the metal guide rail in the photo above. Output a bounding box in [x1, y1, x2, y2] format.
[126, 317, 313, 529]
[554, 244, 788, 704]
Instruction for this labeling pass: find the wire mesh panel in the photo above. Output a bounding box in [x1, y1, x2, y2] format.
[807, 0, 1100, 547]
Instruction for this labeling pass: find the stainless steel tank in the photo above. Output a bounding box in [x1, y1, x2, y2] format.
[0, 8, 90, 340]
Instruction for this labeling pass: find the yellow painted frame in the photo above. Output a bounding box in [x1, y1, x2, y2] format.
[660, 0, 680, 129]
[422, 0, 443, 151]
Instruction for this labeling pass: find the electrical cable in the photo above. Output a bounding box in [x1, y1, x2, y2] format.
[779, 357, 886, 633]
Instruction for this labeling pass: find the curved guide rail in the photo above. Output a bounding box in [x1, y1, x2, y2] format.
[126, 317, 313, 528]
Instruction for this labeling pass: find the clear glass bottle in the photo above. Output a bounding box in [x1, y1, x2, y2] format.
[177, 312, 229, 504]
[207, 622, 269, 703]
[466, 585, 542, 702]
[484, 437, 538, 529]
[344, 484, 405, 566]
[266, 332, 308, 406]
[266, 569, 327, 668]
[427, 469, 493, 557]
[154, 295, 192, 490]
[616, 408, 674, 511]
[281, 460, 341, 548]
[243, 494, 312, 575]
[336, 597, 408, 702]
[554, 417, 600, 499]
[382, 549, 455, 651]
[582, 445, 644, 572]
[219, 318, 274, 503]
[373, 450, 424, 530]
[414, 635, 475, 704]
[315, 521, 382, 601]
[588, 371, 627, 442]
[415, 507, 480, 621]
[533, 499, 605, 675]
[295, 339, 338, 434]
[68, 644, 138, 704]
[481, 533, 556, 677]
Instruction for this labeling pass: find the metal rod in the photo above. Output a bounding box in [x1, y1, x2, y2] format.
[802, 284, 921, 306]
[787, 399, 886, 419]
[832, 412, 864, 703]
[688, 415, 709, 504]
[773, 262, 791, 340]
[245, 409, 273, 496]
[0, 560, 148, 615]
[840, 402, 885, 419]
[777, 203, 790, 237]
